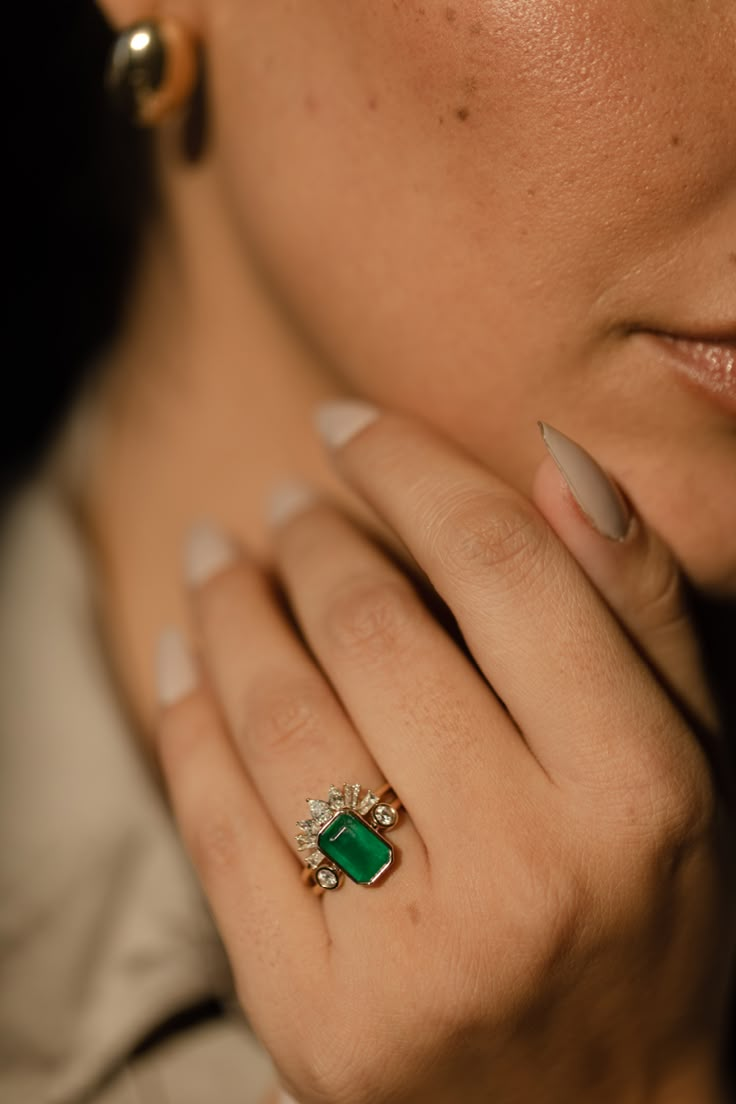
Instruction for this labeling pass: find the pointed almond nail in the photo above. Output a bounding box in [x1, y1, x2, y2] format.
[265, 479, 319, 527]
[184, 520, 237, 587]
[313, 399, 380, 449]
[539, 422, 632, 541]
[155, 627, 198, 706]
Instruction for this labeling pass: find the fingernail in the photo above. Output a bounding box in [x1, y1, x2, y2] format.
[184, 519, 237, 586]
[313, 399, 380, 449]
[265, 479, 319, 527]
[538, 422, 632, 541]
[156, 627, 198, 706]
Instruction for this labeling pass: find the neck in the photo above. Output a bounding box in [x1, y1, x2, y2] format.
[46, 155, 364, 745]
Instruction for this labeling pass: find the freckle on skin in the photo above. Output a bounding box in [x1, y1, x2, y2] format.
[670, 133, 681, 148]
[407, 902, 421, 926]
[455, 106, 470, 122]
[445, 6, 457, 24]
[729, 252, 736, 266]
[368, 95, 379, 111]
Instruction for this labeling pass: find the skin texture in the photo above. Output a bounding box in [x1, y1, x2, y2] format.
[156, 406, 734, 1103]
[59, 0, 736, 1099]
[74, 0, 736, 739]
[205, 0, 736, 573]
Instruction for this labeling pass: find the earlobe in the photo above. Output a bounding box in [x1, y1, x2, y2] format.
[95, 0, 155, 30]
[95, 0, 203, 34]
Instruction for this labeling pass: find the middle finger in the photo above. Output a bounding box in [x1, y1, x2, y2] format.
[267, 487, 540, 844]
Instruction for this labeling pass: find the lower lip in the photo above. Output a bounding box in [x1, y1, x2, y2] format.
[645, 333, 736, 415]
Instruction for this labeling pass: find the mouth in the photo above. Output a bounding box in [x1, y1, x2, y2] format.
[637, 328, 736, 416]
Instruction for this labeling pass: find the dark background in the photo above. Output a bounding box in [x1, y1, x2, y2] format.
[3, 1, 153, 513]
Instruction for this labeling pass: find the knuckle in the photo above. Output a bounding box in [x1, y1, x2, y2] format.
[292, 1025, 380, 1104]
[242, 676, 329, 761]
[435, 492, 548, 590]
[604, 715, 716, 855]
[500, 838, 584, 978]
[323, 574, 419, 662]
[590, 742, 717, 925]
[643, 748, 716, 851]
[188, 802, 243, 880]
[441, 861, 585, 1025]
[157, 695, 214, 777]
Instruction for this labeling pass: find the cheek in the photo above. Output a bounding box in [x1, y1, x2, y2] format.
[207, 0, 736, 448]
[401, 0, 736, 246]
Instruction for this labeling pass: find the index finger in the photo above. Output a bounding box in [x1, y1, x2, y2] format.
[314, 401, 700, 790]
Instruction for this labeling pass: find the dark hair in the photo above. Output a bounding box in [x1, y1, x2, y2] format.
[3, 0, 154, 508]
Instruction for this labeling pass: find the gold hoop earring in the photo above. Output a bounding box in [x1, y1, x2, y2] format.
[106, 19, 199, 127]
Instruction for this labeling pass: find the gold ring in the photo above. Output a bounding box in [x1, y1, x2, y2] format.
[297, 782, 402, 895]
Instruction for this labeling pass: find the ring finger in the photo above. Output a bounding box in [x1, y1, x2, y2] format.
[183, 518, 427, 895]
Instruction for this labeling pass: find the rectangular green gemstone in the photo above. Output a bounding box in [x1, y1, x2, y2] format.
[318, 811, 393, 885]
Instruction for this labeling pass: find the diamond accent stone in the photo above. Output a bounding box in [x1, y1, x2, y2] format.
[357, 790, 379, 815]
[316, 867, 339, 890]
[308, 799, 333, 825]
[343, 782, 361, 809]
[305, 850, 325, 868]
[327, 785, 346, 810]
[296, 833, 318, 851]
[373, 803, 398, 828]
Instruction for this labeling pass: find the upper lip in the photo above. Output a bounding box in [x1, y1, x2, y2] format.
[640, 325, 736, 345]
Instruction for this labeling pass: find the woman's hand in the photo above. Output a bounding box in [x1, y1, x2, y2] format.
[154, 401, 734, 1104]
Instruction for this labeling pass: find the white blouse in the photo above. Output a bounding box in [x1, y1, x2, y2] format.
[0, 401, 274, 1103]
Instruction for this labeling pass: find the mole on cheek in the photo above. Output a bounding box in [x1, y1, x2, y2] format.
[453, 74, 479, 123]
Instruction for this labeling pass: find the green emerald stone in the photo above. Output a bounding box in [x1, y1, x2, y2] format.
[318, 811, 393, 885]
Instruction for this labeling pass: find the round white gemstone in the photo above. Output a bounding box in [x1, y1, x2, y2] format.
[373, 803, 397, 827]
[316, 867, 339, 890]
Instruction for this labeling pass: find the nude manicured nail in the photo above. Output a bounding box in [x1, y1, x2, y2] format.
[314, 399, 380, 449]
[184, 519, 237, 586]
[266, 479, 319, 527]
[539, 422, 632, 541]
[156, 627, 198, 706]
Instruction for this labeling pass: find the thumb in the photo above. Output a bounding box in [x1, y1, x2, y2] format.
[531, 422, 718, 735]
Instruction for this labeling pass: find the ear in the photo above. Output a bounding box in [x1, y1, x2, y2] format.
[96, 0, 154, 29]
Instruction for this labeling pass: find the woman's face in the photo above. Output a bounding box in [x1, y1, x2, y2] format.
[205, 0, 736, 592]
